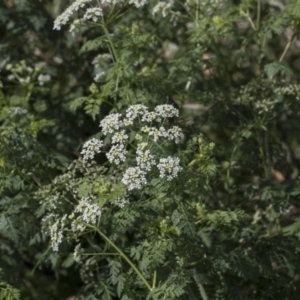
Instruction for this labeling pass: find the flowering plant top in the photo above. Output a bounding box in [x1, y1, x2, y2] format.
[81, 104, 184, 190]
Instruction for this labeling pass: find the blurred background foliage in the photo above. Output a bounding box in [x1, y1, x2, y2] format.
[2, 0, 300, 299]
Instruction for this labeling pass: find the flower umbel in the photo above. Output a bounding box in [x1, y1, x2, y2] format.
[167, 126, 184, 143]
[83, 8, 103, 22]
[81, 138, 103, 160]
[74, 196, 102, 225]
[111, 130, 129, 144]
[122, 167, 147, 190]
[157, 156, 182, 181]
[100, 113, 123, 135]
[53, 0, 93, 30]
[155, 104, 179, 118]
[136, 149, 156, 171]
[106, 144, 128, 164]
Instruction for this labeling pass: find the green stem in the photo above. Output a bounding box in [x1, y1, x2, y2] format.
[241, 10, 256, 31]
[152, 270, 157, 289]
[256, 0, 261, 30]
[102, 22, 118, 63]
[81, 252, 120, 256]
[90, 225, 152, 291]
[258, 135, 269, 179]
[279, 32, 296, 62]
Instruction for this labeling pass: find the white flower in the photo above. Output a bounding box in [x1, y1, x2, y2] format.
[106, 144, 128, 164]
[141, 125, 150, 133]
[167, 126, 184, 143]
[83, 8, 103, 22]
[148, 126, 169, 142]
[92, 53, 112, 66]
[53, 0, 93, 30]
[38, 74, 51, 86]
[111, 130, 129, 144]
[81, 138, 103, 160]
[122, 167, 147, 190]
[137, 142, 148, 151]
[155, 104, 179, 118]
[74, 196, 102, 225]
[100, 113, 123, 135]
[43, 214, 66, 251]
[141, 111, 159, 122]
[136, 149, 156, 171]
[114, 196, 130, 208]
[7, 106, 28, 116]
[152, 1, 173, 17]
[129, 0, 147, 7]
[124, 104, 149, 125]
[50, 221, 63, 251]
[74, 243, 83, 262]
[157, 156, 182, 181]
[94, 71, 106, 82]
[70, 19, 84, 33]
[135, 133, 143, 141]
[19, 76, 30, 84]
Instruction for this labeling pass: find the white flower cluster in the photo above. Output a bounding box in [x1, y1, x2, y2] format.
[74, 196, 102, 224]
[155, 104, 179, 118]
[100, 113, 123, 135]
[43, 213, 66, 251]
[157, 156, 182, 181]
[83, 7, 103, 22]
[54, 0, 148, 31]
[136, 149, 156, 171]
[81, 138, 103, 160]
[94, 71, 106, 82]
[112, 130, 128, 144]
[124, 104, 148, 125]
[141, 111, 158, 122]
[38, 74, 51, 86]
[114, 196, 130, 208]
[43, 196, 102, 251]
[54, 0, 92, 30]
[129, 0, 148, 7]
[152, 1, 173, 17]
[79, 104, 183, 189]
[69, 19, 84, 33]
[148, 126, 169, 142]
[92, 54, 112, 66]
[106, 144, 128, 164]
[7, 106, 28, 116]
[74, 243, 83, 262]
[50, 220, 64, 251]
[122, 167, 147, 190]
[167, 126, 184, 144]
[254, 98, 278, 115]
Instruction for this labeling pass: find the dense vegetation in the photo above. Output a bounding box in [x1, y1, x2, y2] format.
[2, 0, 300, 299]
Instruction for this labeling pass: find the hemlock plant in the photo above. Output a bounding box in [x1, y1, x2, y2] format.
[2, 0, 300, 299]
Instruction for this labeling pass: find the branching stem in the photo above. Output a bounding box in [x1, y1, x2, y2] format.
[90, 225, 152, 291]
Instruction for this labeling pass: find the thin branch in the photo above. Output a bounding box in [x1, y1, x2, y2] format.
[279, 32, 296, 62]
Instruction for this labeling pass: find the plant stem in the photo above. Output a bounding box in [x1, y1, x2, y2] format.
[279, 33, 296, 62]
[90, 225, 152, 291]
[102, 22, 118, 63]
[81, 252, 120, 256]
[194, 272, 208, 300]
[256, 0, 261, 30]
[241, 9, 256, 31]
[152, 270, 157, 289]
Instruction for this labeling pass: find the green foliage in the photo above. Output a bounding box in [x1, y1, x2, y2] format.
[2, 0, 300, 299]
